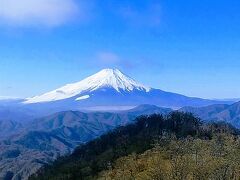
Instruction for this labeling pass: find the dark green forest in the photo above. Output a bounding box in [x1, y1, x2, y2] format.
[30, 112, 240, 180]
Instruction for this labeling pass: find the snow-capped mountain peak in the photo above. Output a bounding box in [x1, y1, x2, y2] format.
[84, 68, 150, 92]
[24, 68, 151, 104]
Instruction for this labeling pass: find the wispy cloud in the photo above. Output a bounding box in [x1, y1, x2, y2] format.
[118, 2, 162, 28]
[93, 51, 166, 77]
[0, 0, 84, 27]
[97, 52, 121, 65]
[0, 96, 20, 100]
[93, 51, 125, 69]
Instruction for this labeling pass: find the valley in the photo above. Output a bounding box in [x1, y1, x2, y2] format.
[0, 69, 239, 180]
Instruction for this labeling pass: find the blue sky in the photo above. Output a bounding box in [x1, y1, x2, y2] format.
[0, 0, 240, 99]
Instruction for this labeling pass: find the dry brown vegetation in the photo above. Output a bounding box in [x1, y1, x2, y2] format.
[100, 135, 240, 180]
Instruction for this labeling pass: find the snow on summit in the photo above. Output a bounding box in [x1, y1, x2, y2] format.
[24, 68, 151, 104]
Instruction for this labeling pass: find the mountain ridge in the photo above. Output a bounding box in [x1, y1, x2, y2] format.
[180, 101, 240, 127]
[0, 104, 172, 179]
[20, 68, 232, 111]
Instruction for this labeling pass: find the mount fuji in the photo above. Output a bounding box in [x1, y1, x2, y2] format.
[25, 68, 151, 104]
[22, 68, 230, 111]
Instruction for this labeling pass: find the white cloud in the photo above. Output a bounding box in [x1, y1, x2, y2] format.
[97, 52, 120, 64]
[118, 3, 162, 28]
[95, 51, 134, 70]
[0, 0, 81, 27]
[0, 96, 20, 100]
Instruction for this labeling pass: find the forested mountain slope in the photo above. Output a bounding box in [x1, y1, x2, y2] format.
[0, 105, 171, 180]
[180, 101, 240, 128]
[30, 112, 239, 180]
